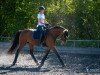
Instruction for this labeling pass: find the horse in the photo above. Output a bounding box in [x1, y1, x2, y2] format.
[8, 26, 68, 68]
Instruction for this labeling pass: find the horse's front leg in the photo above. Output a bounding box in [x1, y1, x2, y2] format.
[53, 47, 65, 67]
[30, 50, 39, 65]
[38, 48, 50, 68]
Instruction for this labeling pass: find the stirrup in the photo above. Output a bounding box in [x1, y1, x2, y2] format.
[42, 42, 47, 47]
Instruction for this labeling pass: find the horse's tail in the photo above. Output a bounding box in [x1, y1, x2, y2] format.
[8, 30, 22, 54]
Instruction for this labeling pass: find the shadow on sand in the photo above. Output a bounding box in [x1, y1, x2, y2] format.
[0, 65, 50, 74]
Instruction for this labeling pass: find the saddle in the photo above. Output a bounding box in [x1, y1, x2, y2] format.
[32, 28, 49, 46]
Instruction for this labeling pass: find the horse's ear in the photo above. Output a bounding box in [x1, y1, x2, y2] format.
[63, 29, 68, 37]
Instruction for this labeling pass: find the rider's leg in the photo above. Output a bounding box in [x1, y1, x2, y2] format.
[37, 26, 44, 42]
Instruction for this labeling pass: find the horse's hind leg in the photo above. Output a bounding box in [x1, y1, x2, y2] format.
[12, 41, 26, 66]
[29, 43, 39, 65]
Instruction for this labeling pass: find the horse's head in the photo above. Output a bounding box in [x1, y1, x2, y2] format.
[60, 29, 68, 46]
[50, 26, 68, 46]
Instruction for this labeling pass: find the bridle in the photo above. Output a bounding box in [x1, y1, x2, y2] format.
[45, 26, 68, 43]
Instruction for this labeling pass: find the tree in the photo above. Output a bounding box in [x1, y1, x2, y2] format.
[0, 0, 99, 40]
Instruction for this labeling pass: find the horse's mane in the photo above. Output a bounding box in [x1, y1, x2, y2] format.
[50, 26, 65, 30]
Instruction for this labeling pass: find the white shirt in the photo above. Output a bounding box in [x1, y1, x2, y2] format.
[37, 13, 45, 25]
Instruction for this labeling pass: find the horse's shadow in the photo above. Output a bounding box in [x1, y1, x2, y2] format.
[0, 65, 50, 74]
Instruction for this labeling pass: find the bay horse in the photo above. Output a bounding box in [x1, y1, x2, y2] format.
[8, 26, 68, 68]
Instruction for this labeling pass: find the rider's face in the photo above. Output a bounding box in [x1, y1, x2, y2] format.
[39, 10, 44, 14]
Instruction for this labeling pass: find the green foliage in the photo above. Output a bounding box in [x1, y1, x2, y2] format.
[74, 0, 100, 40]
[0, 0, 100, 39]
[56, 40, 99, 48]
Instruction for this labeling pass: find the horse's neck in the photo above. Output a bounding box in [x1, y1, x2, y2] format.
[49, 28, 63, 39]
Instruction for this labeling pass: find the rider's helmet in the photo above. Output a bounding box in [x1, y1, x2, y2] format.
[39, 6, 45, 10]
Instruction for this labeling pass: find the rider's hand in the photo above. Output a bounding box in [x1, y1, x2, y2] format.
[45, 21, 49, 26]
[45, 23, 49, 26]
[45, 21, 49, 24]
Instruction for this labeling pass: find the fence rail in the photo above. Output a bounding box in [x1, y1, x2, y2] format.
[0, 37, 100, 48]
[66, 40, 100, 48]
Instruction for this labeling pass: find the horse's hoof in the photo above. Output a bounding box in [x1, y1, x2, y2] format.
[11, 64, 14, 67]
[37, 64, 43, 68]
[11, 63, 16, 66]
[7, 64, 15, 68]
[36, 63, 39, 66]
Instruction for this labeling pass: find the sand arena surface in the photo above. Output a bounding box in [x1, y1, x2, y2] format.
[0, 42, 100, 75]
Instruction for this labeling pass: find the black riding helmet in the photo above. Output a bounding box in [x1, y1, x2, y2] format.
[39, 6, 45, 10]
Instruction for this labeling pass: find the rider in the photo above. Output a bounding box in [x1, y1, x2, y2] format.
[37, 6, 48, 42]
